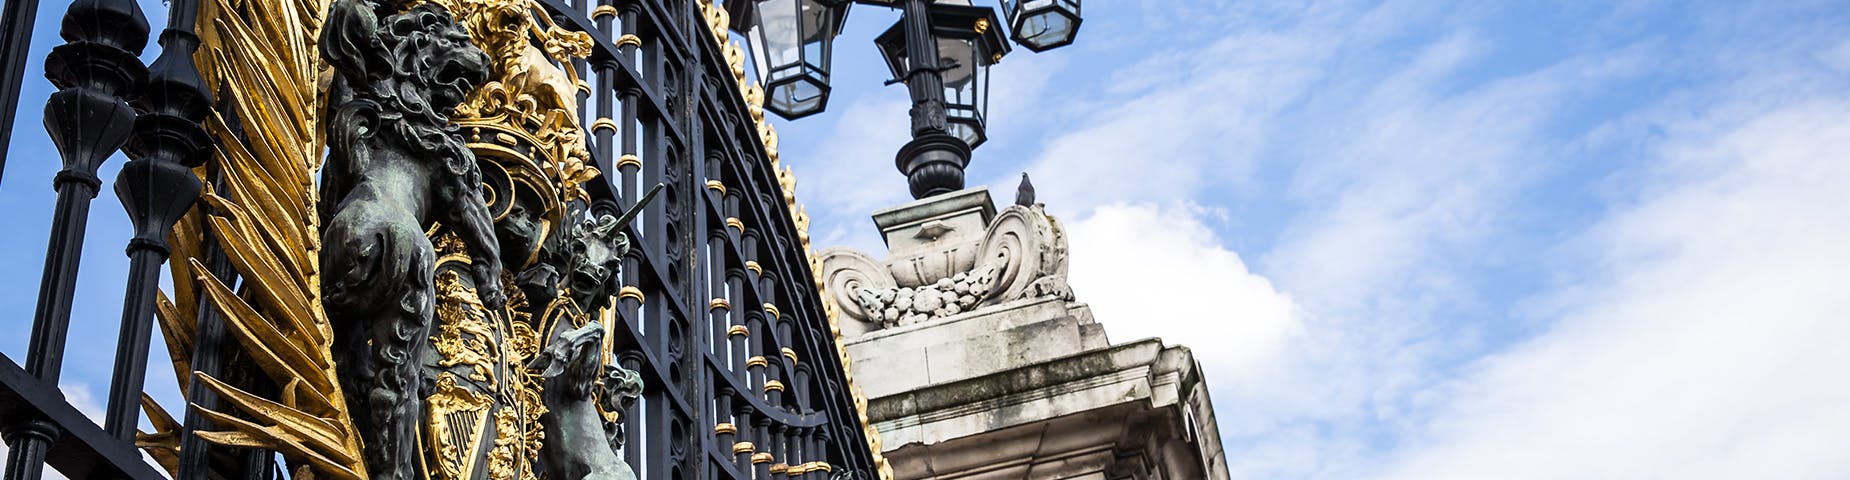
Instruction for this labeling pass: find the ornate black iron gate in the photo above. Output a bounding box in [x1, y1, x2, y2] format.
[0, 0, 887, 479]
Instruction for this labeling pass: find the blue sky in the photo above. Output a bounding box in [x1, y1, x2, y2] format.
[6, 0, 1850, 478]
[771, 0, 1850, 477]
[0, 0, 179, 431]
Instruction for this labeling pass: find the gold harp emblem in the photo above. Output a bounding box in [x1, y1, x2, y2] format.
[426, 373, 495, 480]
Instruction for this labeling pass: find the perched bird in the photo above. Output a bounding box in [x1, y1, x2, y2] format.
[1015, 172, 1036, 207]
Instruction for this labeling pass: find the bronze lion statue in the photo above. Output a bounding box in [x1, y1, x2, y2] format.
[318, 2, 505, 479]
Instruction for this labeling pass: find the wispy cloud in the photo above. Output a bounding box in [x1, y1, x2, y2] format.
[778, 96, 913, 253]
[1065, 203, 1303, 374]
[997, 3, 1638, 475]
[1015, 25, 1333, 213]
[796, 0, 1850, 479]
[1376, 92, 1850, 480]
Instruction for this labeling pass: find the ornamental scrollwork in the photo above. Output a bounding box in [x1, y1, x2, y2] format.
[431, 0, 599, 207]
[156, 0, 873, 476]
[821, 204, 1074, 330]
[313, 0, 648, 479]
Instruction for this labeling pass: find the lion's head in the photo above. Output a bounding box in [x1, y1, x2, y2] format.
[381, 4, 490, 116]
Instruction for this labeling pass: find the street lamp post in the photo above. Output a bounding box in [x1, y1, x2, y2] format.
[876, 1, 1009, 198]
[739, 0, 1080, 200]
[876, 3, 1011, 149]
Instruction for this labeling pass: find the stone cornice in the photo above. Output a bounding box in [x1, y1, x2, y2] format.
[868, 339, 1204, 444]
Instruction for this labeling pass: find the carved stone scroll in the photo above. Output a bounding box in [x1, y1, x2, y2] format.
[820, 204, 1073, 331]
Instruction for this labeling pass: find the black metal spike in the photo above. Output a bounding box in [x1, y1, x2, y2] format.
[103, 0, 209, 446]
[4, 0, 149, 477]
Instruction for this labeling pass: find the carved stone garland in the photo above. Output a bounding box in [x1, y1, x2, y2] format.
[819, 204, 1073, 330]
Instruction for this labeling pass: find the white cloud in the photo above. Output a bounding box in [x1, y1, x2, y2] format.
[980, 49, 1065, 153]
[999, 2, 1850, 479]
[1065, 204, 1304, 374]
[60, 383, 106, 422]
[796, 1, 1850, 479]
[1019, 27, 1333, 213]
[1263, 30, 1651, 311]
[1019, 5, 1644, 477]
[779, 96, 913, 254]
[1374, 97, 1850, 480]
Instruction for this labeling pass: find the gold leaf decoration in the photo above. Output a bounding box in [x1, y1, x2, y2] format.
[149, 0, 367, 476]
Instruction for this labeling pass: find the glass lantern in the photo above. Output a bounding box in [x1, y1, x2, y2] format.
[1001, 0, 1080, 52]
[875, 3, 1010, 148]
[746, 0, 849, 119]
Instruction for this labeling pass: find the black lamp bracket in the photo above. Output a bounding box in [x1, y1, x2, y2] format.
[882, 60, 962, 86]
